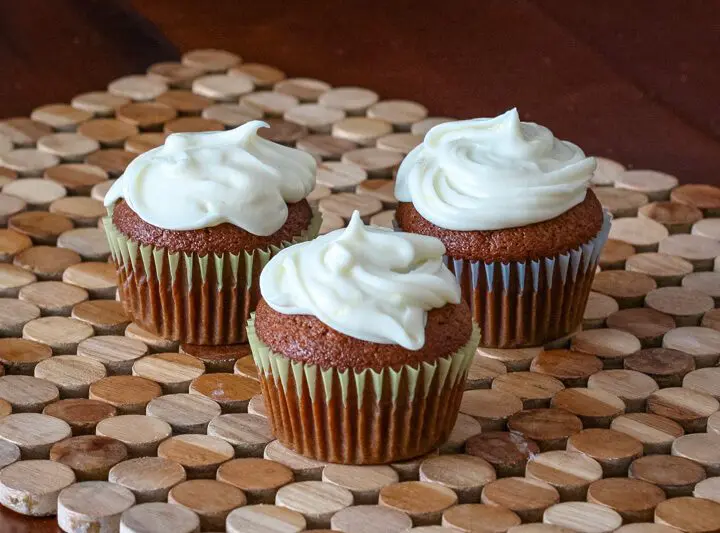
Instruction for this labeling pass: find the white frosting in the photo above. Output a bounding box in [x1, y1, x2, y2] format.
[395, 108, 596, 231]
[104, 120, 316, 236]
[260, 211, 461, 350]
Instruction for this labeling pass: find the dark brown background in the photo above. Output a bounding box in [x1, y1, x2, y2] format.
[0, 0, 719, 529]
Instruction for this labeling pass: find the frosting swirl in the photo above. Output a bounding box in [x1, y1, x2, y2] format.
[259, 211, 461, 350]
[395, 109, 596, 231]
[104, 120, 316, 236]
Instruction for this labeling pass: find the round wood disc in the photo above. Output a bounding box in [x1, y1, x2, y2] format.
[49, 434, 127, 481]
[319, 212, 345, 234]
[256, 118, 307, 145]
[189, 373, 260, 412]
[242, 91, 299, 116]
[226, 504, 306, 533]
[332, 117, 393, 146]
[57, 227, 110, 261]
[95, 414, 171, 457]
[694, 477, 720, 503]
[0, 228, 32, 262]
[275, 480, 353, 529]
[507, 408, 583, 451]
[610, 412, 684, 455]
[356, 179, 397, 208]
[583, 292, 620, 330]
[157, 90, 213, 115]
[0, 263, 36, 297]
[182, 48, 240, 72]
[476, 346, 544, 372]
[530, 349, 602, 386]
[409, 117, 454, 136]
[590, 157, 625, 186]
[0, 338, 52, 374]
[638, 201, 703, 233]
[368, 210, 395, 228]
[264, 440, 328, 482]
[662, 326, 720, 368]
[37, 132, 99, 161]
[624, 348, 695, 387]
[0, 412, 71, 458]
[542, 501, 623, 533]
[43, 398, 116, 435]
[180, 343, 248, 373]
[45, 163, 108, 195]
[599, 239, 637, 269]
[609, 217, 669, 252]
[50, 196, 105, 227]
[341, 148, 403, 178]
[296, 134, 358, 160]
[682, 272, 720, 305]
[692, 218, 720, 240]
[418, 454, 495, 503]
[229, 63, 286, 88]
[376, 132, 423, 154]
[218, 457, 294, 504]
[0, 194, 27, 227]
[625, 252, 694, 287]
[233, 355, 259, 381]
[31, 103, 91, 131]
[78, 335, 149, 374]
[491, 372, 565, 409]
[71, 91, 131, 116]
[658, 234, 720, 270]
[592, 270, 657, 308]
[284, 104, 345, 133]
[193, 73, 254, 101]
[570, 328, 642, 368]
[321, 463, 399, 505]
[318, 87, 379, 114]
[466, 431, 540, 478]
[108, 75, 168, 101]
[124, 132, 168, 153]
[481, 476, 560, 523]
[0, 459, 75, 516]
[703, 308, 720, 332]
[0, 374, 59, 413]
[109, 456, 186, 503]
[274, 77, 331, 102]
[646, 286, 714, 327]
[550, 388, 625, 428]
[207, 413, 273, 456]
[168, 479, 247, 531]
[378, 480, 457, 526]
[34, 354, 106, 397]
[125, 322, 178, 353]
[459, 389, 524, 431]
[71, 299, 129, 335]
[57, 480, 135, 532]
[647, 387, 719, 433]
[316, 162, 367, 192]
[89, 375, 162, 414]
[670, 184, 720, 215]
[566, 428, 644, 477]
[0, 299, 40, 337]
[442, 503, 521, 533]
[614, 170, 678, 201]
[157, 434, 234, 479]
[586, 477, 666, 522]
[587, 369, 659, 412]
[654, 496, 720, 532]
[4, 176, 66, 207]
[77, 118, 140, 148]
[247, 394, 267, 418]
[85, 149, 136, 177]
[630, 454, 707, 497]
[147, 392, 220, 434]
[0, 118, 53, 147]
[330, 504, 412, 533]
[465, 354, 507, 390]
[683, 367, 720, 401]
[119, 501, 200, 533]
[133, 353, 205, 393]
[606, 307, 676, 348]
[593, 187, 649, 218]
[116, 103, 177, 131]
[14, 245, 81, 281]
[390, 449, 439, 482]
[367, 100, 428, 130]
[526, 450, 603, 501]
[19, 280, 89, 316]
[672, 433, 720, 476]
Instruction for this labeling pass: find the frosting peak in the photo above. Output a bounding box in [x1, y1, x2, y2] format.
[395, 109, 596, 231]
[104, 121, 316, 236]
[260, 211, 461, 350]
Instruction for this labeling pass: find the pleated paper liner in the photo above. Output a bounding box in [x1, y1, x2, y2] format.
[103, 210, 322, 345]
[392, 211, 611, 349]
[247, 315, 481, 464]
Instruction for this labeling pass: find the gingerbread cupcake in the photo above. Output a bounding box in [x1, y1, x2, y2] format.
[103, 121, 321, 345]
[248, 211, 479, 464]
[395, 109, 610, 348]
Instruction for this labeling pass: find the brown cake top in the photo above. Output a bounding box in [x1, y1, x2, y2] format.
[395, 189, 604, 262]
[110, 198, 313, 255]
[253, 298, 473, 371]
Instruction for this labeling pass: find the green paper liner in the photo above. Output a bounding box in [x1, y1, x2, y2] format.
[103, 210, 322, 345]
[247, 314, 481, 464]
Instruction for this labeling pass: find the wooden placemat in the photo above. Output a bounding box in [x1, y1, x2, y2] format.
[1, 47, 720, 532]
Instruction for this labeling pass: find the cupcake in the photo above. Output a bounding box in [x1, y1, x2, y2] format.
[248, 211, 480, 464]
[395, 109, 610, 348]
[103, 121, 321, 345]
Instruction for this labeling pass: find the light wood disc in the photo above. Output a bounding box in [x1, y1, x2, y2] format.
[459, 389, 524, 431]
[566, 428, 644, 477]
[332, 117, 393, 146]
[592, 270, 657, 308]
[229, 63, 286, 87]
[95, 414, 171, 457]
[658, 234, 720, 270]
[57, 480, 135, 532]
[78, 335, 149, 374]
[264, 440, 329, 482]
[109, 456, 186, 503]
[71, 91, 130, 116]
[146, 392, 220, 434]
[526, 450, 603, 501]
[0, 459, 75, 516]
[0, 412, 71, 458]
[119, 502, 200, 533]
[593, 187, 649, 218]
[0, 375, 59, 413]
[182, 48, 241, 72]
[107, 75, 168, 101]
[34, 354, 106, 397]
[639, 201, 703, 233]
[542, 501, 623, 533]
[133, 352, 205, 393]
[63, 261, 118, 299]
[207, 413, 273, 456]
[89, 375, 162, 414]
[610, 412, 684, 455]
[670, 183, 720, 215]
[45, 163, 108, 195]
[570, 328, 642, 368]
[226, 504, 306, 533]
[662, 326, 720, 368]
[157, 434, 233, 479]
[625, 252, 694, 287]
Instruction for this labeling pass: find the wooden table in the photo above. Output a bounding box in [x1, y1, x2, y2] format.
[0, 1, 719, 530]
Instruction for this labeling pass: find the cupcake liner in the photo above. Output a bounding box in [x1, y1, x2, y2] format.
[247, 314, 481, 464]
[445, 211, 611, 348]
[103, 210, 322, 345]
